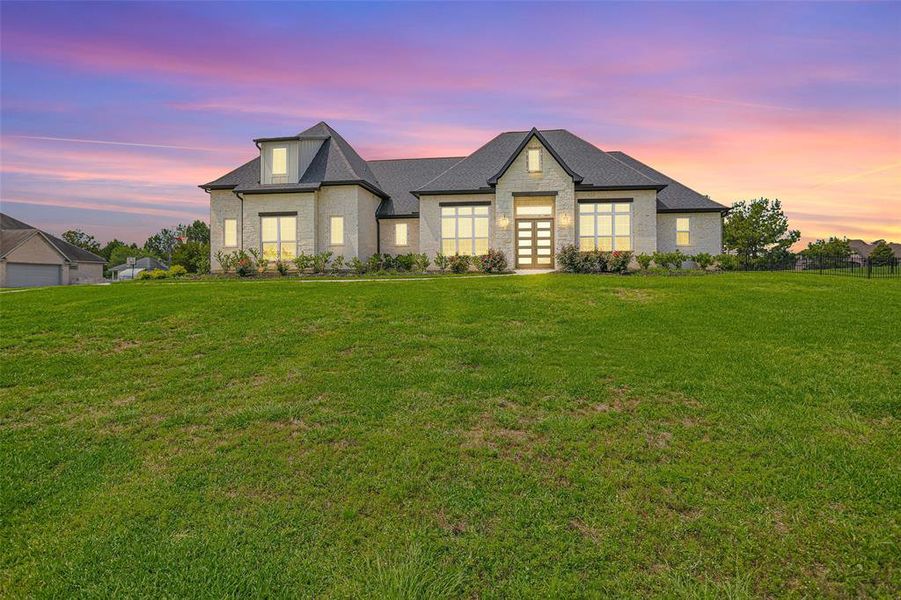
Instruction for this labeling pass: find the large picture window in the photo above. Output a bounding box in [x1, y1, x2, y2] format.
[441, 205, 489, 255]
[578, 202, 632, 251]
[261, 215, 296, 260]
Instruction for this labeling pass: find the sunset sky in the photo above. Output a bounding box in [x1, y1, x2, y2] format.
[1, 1, 899, 246]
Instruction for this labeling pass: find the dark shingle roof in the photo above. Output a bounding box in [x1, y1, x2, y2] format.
[368, 157, 465, 216]
[416, 129, 663, 194]
[110, 256, 168, 272]
[0, 213, 105, 263]
[607, 151, 728, 212]
[201, 123, 725, 216]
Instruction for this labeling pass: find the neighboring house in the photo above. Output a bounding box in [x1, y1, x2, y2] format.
[202, 122, 728, 270]
[109, 256, 168, 280]
[848, 239, 901, 259]
[0, 213, 105, 287]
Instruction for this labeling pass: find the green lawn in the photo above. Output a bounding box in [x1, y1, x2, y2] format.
[1, 273, 898, 598]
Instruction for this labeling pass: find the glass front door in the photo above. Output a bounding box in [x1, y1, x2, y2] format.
[516, 218, 554, 268]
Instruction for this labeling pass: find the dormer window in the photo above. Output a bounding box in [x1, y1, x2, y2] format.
[271, 147, 288, 183]
[527, 148, 541, 173]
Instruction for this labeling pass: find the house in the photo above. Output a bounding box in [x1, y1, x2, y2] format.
[848, 239, 901, 259]
[0, 213, 105, 287]
[109, 256, 168, 280]
[201, 122, 728, 270]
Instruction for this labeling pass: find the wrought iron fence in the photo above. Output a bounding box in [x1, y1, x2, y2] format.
[738, 254, 900, 278]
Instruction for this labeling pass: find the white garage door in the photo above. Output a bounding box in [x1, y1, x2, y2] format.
[5, 263, 62, 287]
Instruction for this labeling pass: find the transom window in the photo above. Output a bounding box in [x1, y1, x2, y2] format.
[395, 222, 408, 246]
[527, 148, 541, 173]
[578, 202, 632, 251]
[676, 217, 691, 246]
[223, 218, 237, 247]
[271, 147, 288, 176]
[441, 205, 489, 255]
[261, 215, 296, 260]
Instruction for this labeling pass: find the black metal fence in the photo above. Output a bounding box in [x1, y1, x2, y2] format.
[738, 254, 900, 279]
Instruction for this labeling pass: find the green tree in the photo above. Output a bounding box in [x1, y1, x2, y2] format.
[144, 228, 178, 262]
[108, 244, 156, 268]
[61, 229, 101, 254]
[98, 239, 127, 262]
[171, 241, 210, 273]
[802, 237, 852, 259]
[180, 220, 210, 244]
[869, 240, 896, 266]
[723, 198, 800, 267]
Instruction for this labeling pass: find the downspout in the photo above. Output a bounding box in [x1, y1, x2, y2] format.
[376, 218, 381, 254]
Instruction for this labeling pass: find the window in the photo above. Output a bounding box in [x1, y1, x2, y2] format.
[330, 216, 344, 246]
[676, 217, 691, 246]
[271, 147, 288, 176]
[395, 222, 408, 246]
[261, 215, 296, 260]
[527, 148, 541, 173]
[224, 218, 237, 247]
[441, 205, 489, 255]
[578, 202, 632, 251]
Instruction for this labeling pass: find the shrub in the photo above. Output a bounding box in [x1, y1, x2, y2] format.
[394, 253, 416, 272]
[716, 253, 741, 271]
[168, 264, 188, 277]
[215, 250, 236, 274]
[140, 268, 169, 280]
[137, 269, 153, 280]
[653, 251, 686, 271]
[693, 252, 714, 270]
[434, 253, 450, 272]
[556, 244, 581, 273]
[247, 248, 267, 274]
[636, 253, 653, 270]
[475, 249, 508, 273]
[312, 251, 333, 274]
[412, 253, 430, 273]
[235, 251, 254, 277]
[292, 253, 313, 272]
[275, 259, 289, 276]
[367, 253, 387, 272]
[331, 255, 346, 272]
[607, 251, 632, 274]
[350, 256, 366, 275]
[556, 244, 612, 273]
[448, 254, 470, 274]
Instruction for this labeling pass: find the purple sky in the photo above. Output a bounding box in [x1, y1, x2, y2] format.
[1, 1, 899, 245]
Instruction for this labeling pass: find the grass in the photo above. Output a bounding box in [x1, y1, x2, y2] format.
[1, 273, 898, 598]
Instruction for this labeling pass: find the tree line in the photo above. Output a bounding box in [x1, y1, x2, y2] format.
[61, 220, 211, 273]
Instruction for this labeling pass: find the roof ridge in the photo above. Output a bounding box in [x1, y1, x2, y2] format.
[367, 156, 466, 163]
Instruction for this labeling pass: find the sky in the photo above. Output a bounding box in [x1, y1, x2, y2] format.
[1, 1, 899, 246]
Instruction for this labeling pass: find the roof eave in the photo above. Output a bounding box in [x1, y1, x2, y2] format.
[576, 184, 667, 192]
[412, 188, 494, 198]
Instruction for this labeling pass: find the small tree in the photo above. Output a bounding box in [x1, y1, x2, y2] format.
[802, 237, 851, 259]
[869, 240, 896, 266]
[724, 198, 800, 268]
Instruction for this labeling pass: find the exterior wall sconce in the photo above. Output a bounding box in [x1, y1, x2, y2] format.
[559, 212, 572, 227]
[498, 214, 510, 228]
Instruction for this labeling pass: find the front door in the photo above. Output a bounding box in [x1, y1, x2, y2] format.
[516, 218, 554, 268]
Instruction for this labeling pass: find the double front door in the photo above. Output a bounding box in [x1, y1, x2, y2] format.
[516, 218, 554, 268]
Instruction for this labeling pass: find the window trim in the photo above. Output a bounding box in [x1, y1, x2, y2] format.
[440, 205, 489, 256]
[329, 215, 345, 246]
[223, 218, 237, 248]
[578, 201, 633, 252]
[395, 222, 408, 247]
[527, 147, 542, 173]
[676, 217, 691, 246]
[260, 214, 297, 261]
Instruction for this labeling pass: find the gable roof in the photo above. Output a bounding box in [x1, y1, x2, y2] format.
[607, 151, 728, 213]
[848, 239, 901, 257]
[110, 256, 168, 272]
[368, 157, 465, 217]
[200, 123, 725, 216]
[0, 213, 106, 263]
[416, 129, 663, 195]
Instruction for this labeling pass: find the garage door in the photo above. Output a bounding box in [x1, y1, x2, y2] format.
[5, 263, 62, 287]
